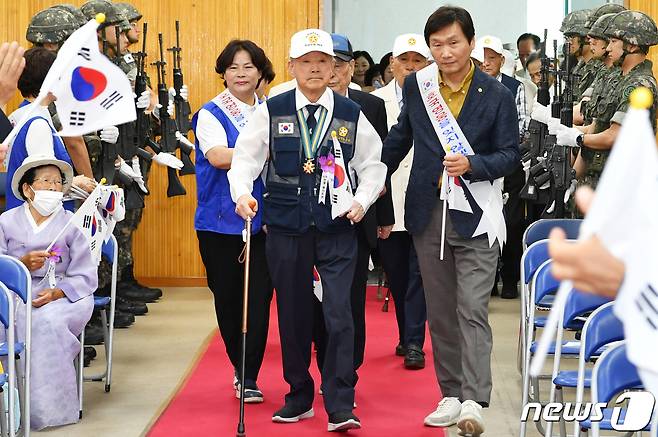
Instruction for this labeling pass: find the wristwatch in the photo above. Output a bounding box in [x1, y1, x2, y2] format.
[576, 134, 585, 148]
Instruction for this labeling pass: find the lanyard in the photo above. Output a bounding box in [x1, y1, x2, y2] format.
[296, 106, 328, 160]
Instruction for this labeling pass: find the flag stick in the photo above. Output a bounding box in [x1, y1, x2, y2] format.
[440, 169, 448, 261]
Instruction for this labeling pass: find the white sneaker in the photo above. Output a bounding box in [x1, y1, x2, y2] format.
[457, 400, 484, 436]
[424, 397, 462, 427]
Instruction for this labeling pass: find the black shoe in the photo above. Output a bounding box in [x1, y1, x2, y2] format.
[117, 284, 160, 303]
[501, 286, 519, 299]
[395, 343, 407, 357]
[84, 324, 105, 345]
[115, 295, 148, 316]
[328, 411, 361, 432]
[491, 283, 499, 296]
[272, 404, 314, 423]
[113, 309, 136, 328]
[122, 264, 163, 299]
[235, 382, 264, 403]
[404, 344, 425, 369]
[85, 346, 97, 360]
[83, 354, 92, 367]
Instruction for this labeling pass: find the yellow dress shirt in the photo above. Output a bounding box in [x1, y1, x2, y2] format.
[439, 61, 475, 118]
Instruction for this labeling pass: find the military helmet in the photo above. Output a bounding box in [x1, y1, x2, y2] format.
[560, 9, 592, 36]
[80, 0, 127, 28]
[604, 10, 658, 47]
[26, 8, 78, 44]
[50, 4, 87, 28]
[584, 4, 625, 31]
[114, 3, 142, 22]
[588, 13, 617, 41]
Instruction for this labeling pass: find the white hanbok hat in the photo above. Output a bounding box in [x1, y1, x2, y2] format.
[12, 154, 73, 199]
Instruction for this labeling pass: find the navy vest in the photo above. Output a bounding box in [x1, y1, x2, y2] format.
[6, 116, 74, 211]
[264, 90, 360, 234]
[501, 74, 521, 96]
[191, 100, 264, 235]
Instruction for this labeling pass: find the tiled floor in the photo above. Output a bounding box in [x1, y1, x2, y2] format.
[36, 288, 559, 436]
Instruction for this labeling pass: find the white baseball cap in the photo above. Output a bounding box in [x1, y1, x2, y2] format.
[471, 45, 484, 63]
[392, 33, 430, 58]
[476, 35, 504, 55]
[289, 29, 335, 59]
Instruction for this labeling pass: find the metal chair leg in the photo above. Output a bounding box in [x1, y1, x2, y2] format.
[77, 330, 85, 419]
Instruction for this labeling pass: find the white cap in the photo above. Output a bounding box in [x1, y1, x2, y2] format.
[471, 45, 484, 63]
[289, 29, 335, 59]
[392, 33, 430, 58]
[475, 35, 504, 55]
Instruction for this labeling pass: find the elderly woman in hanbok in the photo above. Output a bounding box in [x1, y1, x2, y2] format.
[0, 155, 97, 430]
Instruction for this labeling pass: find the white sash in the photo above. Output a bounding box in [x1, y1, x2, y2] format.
[416, 63, 506, 249]
[215, 90, 254, 133]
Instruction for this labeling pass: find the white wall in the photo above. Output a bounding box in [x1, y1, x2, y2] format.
[331, 0, 528, 62]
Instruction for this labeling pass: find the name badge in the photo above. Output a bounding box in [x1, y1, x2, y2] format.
[278, 122, 294, 135]
[123, 53, 135, 64]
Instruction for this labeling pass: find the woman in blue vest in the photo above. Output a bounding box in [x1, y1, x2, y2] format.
[192, 40, 274, 403]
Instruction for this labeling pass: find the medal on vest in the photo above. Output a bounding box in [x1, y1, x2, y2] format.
[296, 106, 328, 174]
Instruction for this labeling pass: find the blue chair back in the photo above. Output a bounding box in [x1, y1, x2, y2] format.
[584, 303, 624, 361]
[0, 255, 29, 303]
[595, 343, 641, 403]
[523, 240, 550, 285]
[525, 219, 582, 247]
[564, 289, 612, 329]
[101, 236, 116, 264]
[0, 282, 10, 328]
[534, 261, 559, 304]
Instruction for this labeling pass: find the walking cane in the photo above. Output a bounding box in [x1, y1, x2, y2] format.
[236, 205, 254, 437]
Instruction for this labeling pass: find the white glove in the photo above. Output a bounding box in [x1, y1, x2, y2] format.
[556, 125, 582, 147]
[169, 84, 189, 102]
[522, 159, 531, 173]
[117, 157, 140, 179]
[531, 103, 551, 124]
[153, 152, 184, 170]
[100, 125, 119, 144]
[564, 179, 577, 204]
[547, 117, 562, 135]
[167, 97, 174, 117]
[131, 156, 149, 194]
[135, 89, 151, 109]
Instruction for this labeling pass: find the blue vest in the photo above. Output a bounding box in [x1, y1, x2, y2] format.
[6, 116, 74, 211]
[264, 90, 360, 234]
[501, 74, 521, 95]
[191, 101, 264, 235]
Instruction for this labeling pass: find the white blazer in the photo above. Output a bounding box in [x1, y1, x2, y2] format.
[371, 80, 414, 232]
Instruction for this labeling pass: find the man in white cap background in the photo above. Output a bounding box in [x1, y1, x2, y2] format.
[228, 28, 386, 432]
[476, 35, 528, 300]
[371, 33, 431, 370]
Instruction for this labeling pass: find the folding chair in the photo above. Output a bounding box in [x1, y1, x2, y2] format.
[0, 282, 17, 437]
[0, 255, 31, 437]
[523, 219, 583, 250]
[581, 342, 650, 436]
[77, 235, 118, 418]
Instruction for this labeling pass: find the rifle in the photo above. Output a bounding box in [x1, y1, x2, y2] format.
[113, 25, 145, 209]
[153, 32, 187, 197]
[519, 30, 550, 214]
[167, 20, 195, 176]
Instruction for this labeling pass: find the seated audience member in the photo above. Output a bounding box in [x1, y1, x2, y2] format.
[0, 155, 97, 430]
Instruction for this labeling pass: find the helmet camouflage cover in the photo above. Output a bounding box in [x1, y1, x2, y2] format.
[26, 7, 78, 44]
[80, 0, 130, 30]
[560, 9, 592, 36]
[114, 3, 142, 22]
[584, 3, 626, 31]
[588, 13, 617, 41]
[604, 10, 658, 47]
[49, 4, 87, 28]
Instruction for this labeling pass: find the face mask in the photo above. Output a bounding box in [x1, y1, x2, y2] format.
[29, 187, 63, 216]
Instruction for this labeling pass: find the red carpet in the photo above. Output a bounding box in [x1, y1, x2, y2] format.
[148, 287, 445, 436]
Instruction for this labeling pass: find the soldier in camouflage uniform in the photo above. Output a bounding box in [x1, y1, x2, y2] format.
[580, 12, 624, 126]
[576, 3, 627, 118]
[556, 10, 658, 190]
[560, 9, 594, 103]
[26, 7, 78, 52]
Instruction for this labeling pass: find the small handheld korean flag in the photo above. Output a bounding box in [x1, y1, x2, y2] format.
[328, 131, 354, 219]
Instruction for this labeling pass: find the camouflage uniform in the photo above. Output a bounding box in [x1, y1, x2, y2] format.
[581, 10, 658, 189]
[561, 9, 593, 102]
[49, 4, 87, 28]
[26, 8, 78, 46]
